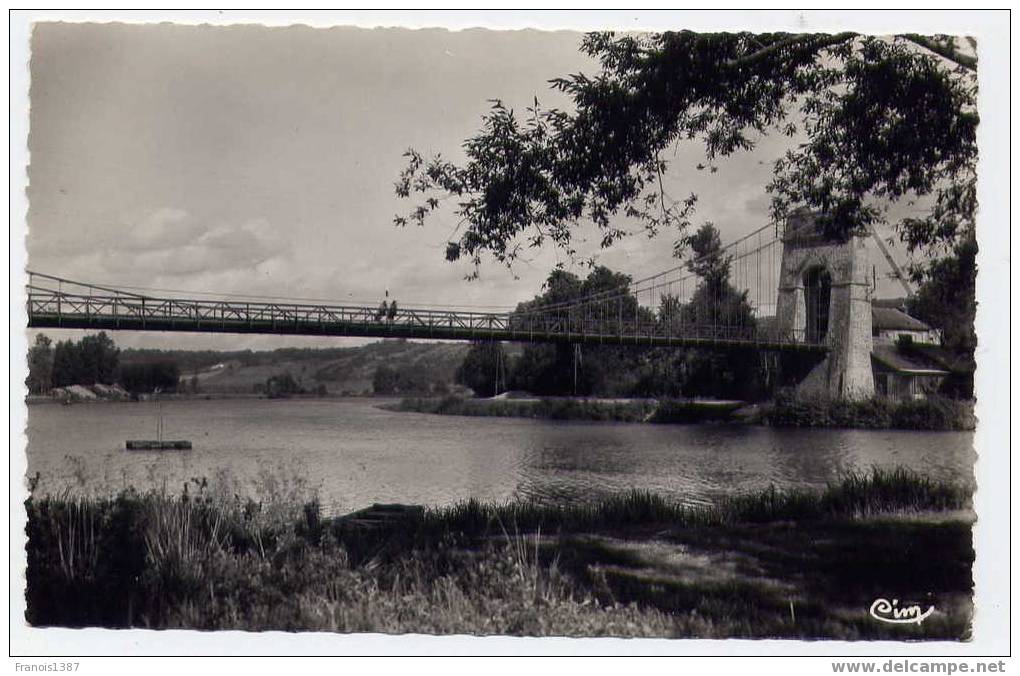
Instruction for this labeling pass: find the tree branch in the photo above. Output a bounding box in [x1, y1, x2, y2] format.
[726, 32, 857, 69]
[655, 151, 667, 220]
[900, 34, 977, 71]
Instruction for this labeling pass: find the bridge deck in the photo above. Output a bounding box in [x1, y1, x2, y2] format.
[26, 289, 827, 353]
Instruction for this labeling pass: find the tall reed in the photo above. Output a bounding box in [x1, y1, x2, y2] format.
[142, 498, 226, 579]
[51, 495, 100, 584]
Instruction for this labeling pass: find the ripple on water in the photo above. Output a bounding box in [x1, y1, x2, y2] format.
[25, 398, 976, 514]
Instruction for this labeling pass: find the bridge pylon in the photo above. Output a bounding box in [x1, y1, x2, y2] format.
[775, 210, 875, 400]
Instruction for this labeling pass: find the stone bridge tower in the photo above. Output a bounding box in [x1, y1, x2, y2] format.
[775, 210, 875, 400]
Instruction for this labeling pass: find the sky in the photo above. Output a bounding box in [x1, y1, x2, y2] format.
[25, 22, 917, 350]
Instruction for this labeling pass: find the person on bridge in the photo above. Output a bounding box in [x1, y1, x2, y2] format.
[387, 300, 398, 322]
[376, 301, 388, 322]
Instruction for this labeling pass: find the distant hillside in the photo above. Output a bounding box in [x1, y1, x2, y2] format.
[121, 339, 470, 396]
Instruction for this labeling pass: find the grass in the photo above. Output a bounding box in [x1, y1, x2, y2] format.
[389, 395, 741, 424]
[390, 394, 976, 431]
[390, 468, 967, 542]
[25, 468, 973, 639]
[763, 394, 975, 431]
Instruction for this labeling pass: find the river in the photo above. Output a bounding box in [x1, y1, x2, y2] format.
[24, 397, 975, 514]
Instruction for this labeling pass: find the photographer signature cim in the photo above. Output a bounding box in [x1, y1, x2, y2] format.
[870, 598, 935, 625]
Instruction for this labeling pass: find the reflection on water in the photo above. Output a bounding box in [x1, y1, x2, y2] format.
[25, 398, 975, 514]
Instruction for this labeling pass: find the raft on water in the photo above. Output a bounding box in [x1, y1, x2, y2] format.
[125, 440, 193, 450]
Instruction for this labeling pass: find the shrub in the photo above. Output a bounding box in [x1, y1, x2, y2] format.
[764, 394, 973, 431]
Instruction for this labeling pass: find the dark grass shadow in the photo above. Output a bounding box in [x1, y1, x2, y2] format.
[538, 515, 973, 639]
[662, 517, 974, 639]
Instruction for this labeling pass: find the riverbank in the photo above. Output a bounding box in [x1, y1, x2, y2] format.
[26, 469, 972, 639]
[386, 395, 746, 424]
[763, 394, 975, 431]
[26, 383, 133, 404]
[387, 394, 974, 430]
[26, 391, 392, 405]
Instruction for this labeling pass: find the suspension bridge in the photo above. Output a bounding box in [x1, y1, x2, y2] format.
[25, 221, 835, 354]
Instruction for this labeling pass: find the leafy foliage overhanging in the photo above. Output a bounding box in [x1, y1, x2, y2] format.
[394, 32, 977, 276]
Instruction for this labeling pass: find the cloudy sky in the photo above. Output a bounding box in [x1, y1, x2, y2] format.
[26, 22, 915, 350]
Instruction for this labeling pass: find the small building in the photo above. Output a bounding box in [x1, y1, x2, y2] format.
[871, 343, 950, 400]
[870, 301, 950, 399]
[872, 306, 941, 346]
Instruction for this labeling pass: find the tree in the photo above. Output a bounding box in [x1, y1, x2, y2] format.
[456, 341, 508, 397]
[506, 270, 585, 395]
[77, 332, 120, 385]
[265, 372, 302, 399]
[509, 266, 652, 396]
[683, 221, 730, 285]
[670, 223, 760, 399]
[396, 32, 976, 276]
[119, 360, 180, 394]
[906, 231, 977, 356]
[50, 339, 78, 387]
[26, 334, 54, 394]
[905, 229, 977, 399]
[48, 332, 121, 387]
[905, 234, 975, 399]
[671, 222, 757, 338]
[372, 365, 400, 395]
[656, 293, 684, 335]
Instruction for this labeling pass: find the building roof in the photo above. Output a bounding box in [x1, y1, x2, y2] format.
[872, 297, 909, 311]
[871, 344, 949, 375]
[909, 343, 976, 374]
[872, 306, 931, 332]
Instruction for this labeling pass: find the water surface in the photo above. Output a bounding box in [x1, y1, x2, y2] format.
[25, 398, 975, 514]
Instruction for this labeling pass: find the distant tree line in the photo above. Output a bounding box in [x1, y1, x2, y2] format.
[26, 331, 182, 395]
[27, 332, 121, 393]
[372, 362, 451, 396]
[120, 345, 385, 373]
[32, 337, 464, 398]
[119, 347, 254, 374]
[119, 361, 180, 394]
[253, 372, 328, 399]
[26, 335, 55, 395]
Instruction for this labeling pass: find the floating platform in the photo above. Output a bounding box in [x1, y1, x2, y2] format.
[125, 440, 193, 450]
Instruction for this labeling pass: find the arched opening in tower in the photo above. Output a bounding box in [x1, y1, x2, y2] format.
[803, 266, 832, 344]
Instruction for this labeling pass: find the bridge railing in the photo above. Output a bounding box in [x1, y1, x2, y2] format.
[504, 311, 759, 344]
[27, 289, 512, 331]
[25, 274, 824, 350]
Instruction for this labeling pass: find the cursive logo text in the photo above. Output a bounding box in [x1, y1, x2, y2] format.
[869, 598, 935, 625]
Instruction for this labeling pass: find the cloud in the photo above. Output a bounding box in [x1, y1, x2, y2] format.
[104, 216, 288, 278]
[31, 207, 293, 292]
[116, 207, 202, 252]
